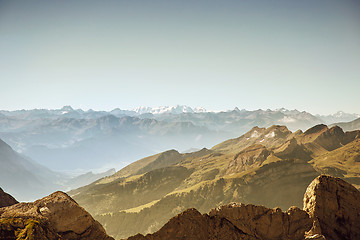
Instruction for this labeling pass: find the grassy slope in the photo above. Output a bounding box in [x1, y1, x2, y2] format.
[71, 124, 360, 239]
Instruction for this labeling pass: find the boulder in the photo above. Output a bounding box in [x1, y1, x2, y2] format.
[0, 191, 113, 240]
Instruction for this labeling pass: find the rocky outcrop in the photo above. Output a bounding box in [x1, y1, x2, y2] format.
[209, 203, 312, 240]
[0, 217, 61, 239]
[0, 188, 18, 208]
[127, 175, 360, 240]
[303, 175, 360, 240]
[0, 191, 113, 240]
[127, 208, 257, 240]
[127, 204, 312, 240]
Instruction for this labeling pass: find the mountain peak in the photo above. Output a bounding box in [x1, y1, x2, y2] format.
[303, 124, 328, 135]
[60, 105, 74, 111]
[133, 105, 196, 115]
[193, 106, 207, 113]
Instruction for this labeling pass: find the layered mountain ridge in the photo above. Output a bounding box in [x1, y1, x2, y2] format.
[70, 124, 360, 239]
[1, 106, 358, 173]
[2, 175, 359, 239]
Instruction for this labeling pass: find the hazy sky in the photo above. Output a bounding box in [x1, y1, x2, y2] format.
[1, 0, 359, 114]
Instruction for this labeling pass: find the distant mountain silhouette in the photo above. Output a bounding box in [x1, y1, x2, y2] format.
[330, 117, 360, 132]
[0, 107, 337, 172]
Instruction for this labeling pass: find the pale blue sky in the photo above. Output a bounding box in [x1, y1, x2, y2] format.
[0, 0, 359, 114]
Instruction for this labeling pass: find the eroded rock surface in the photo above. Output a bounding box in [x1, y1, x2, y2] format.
[0, 191, 113, 240]
[209, 203, 312, 240]
[127, 208, 257, 240]
[127, 204, 313, 240]
[303, 175, 360, 240]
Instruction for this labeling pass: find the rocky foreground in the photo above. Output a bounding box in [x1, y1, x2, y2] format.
[0, 190, 113, 240]
[127, 175, 360, 240]
[1, 174, 359, 239]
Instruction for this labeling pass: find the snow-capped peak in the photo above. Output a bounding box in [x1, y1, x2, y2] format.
[193, 106, 207, 113]
[60, 105, 74, 111]
[132, 105, 208, 115]
[334, 111, 345, 117]
[133, 106, 153, 114]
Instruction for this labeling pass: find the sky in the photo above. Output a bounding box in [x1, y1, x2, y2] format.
[0, 0, 359, 115]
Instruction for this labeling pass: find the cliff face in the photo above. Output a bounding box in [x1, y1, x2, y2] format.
[0, 191, 114, 240]
[127, 175, 360, 240]
[303, 175, 360, 240]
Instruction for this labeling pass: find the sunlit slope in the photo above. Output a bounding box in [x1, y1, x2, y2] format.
[70, 124, 360, 239]
[311, 138, 360, 186]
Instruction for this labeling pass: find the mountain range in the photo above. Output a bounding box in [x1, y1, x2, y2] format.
[1, 120, 360, 239]
[69, 123, 360, 239]
[2, 105, 358, 122]
[1, 106, 359, 173]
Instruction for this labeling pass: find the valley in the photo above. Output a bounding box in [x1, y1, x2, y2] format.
[1, 107, 360, 238]
[69, 123, 360, 239]
[2, 1, 360, 239]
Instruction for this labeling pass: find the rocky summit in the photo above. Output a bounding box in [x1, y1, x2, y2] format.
[303, 175, 360, 240]
[0, 191, 113, 240]
[126, 175, 360, 240]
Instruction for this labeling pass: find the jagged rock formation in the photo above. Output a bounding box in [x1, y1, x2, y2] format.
[127, 175, 360, 240]
[303, 175, 360, 240]
[127, 208, 257, 240]
[0, 191, 113, 240]
[126, 205, 312, 240]
[209, 204, 312, 240]
[0, 188, 18, 208]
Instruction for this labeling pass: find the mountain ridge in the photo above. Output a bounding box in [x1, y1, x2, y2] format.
[70, 124, 360, 239]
